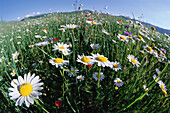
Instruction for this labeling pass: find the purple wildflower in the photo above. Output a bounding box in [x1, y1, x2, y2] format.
[124, 31, 132, 36]
[161, 48, 166, 54]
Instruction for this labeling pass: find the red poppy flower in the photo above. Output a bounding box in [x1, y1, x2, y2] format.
[88, 18, 92, 21]
[55, 100, 62, 107]
[53, 38, 58, 42]
[83, 64, 93, 68]
[119, 20, 122, 22]
[43, 28, 47, 31]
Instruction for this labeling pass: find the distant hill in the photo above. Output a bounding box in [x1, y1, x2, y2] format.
[21, 10, 170, 35]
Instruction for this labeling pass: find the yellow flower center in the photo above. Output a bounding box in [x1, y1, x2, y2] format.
[145, 89, 148, 92]
[97, 56, 107, 62]
[79, 77, 83, 80]
[151, 27, 155, 30]
[131, 59, 136, 64]
[137, 35, 142, 40]
[146, 46, 152, 52]
[117, 80, 121, 83]
[113, 64, 118, 68]
[120, 36, 125, 40]
[13, 72, 16, 75]
[162, 53, 165, 56]
[152, 43, 155, 47]
[93, 47, 97, 49]
[82, 57, 90, 63]
[161, 85, 164, 89]
[8, 62, 10, 65]
[115, 86, 118, 90]
[92, 22, 96, 24]
[102, 29, 105, 31]
[19, 83, 32, 96]
[127, 37, 132, 40]
[14, 55, 17, 59]
[141, 51, 144, 53]
[155, 79, 158, 82]
[162, 90, 167, 95]
[71, 70, 75, 73]
[154, 50, 157, 53]
[71, 27, 74, 29]
[96, 74, 101, 78]
[54, 58, 63, 63]
[59, 47, 65, 49]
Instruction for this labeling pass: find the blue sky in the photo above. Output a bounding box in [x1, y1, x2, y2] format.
[0, 0, 170, 29]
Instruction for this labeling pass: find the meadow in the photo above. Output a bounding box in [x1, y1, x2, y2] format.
[0, 10, 169, 113]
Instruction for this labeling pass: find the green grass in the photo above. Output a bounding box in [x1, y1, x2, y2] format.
[0, 11, 169, 113]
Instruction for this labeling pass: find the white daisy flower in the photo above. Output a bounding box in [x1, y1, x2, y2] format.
[17, 36, 21, 38]
[112, 40, 117, 43]
[110, 61, 121, 71]
[143, 85, 149, 96]
[92, 53, 111, 67]
[134, 35, 145, 43]
[93, 72, 104, 81]
[65, 24, 79, 29]
[160, 52, 167, 59]
[126, 37, 135, 43]
[49, 58, 69, 68]
[127, 55, 140, 67]
[114, 78, 124, 87]
[143, 45, 154, 54]
[90, 44, 100, 49]
[52, 42, 69, 52]
[12, 51, 19, 61]
[67, 67, 79, 77]
[35, 41, 50, 46]
[8, 72, 43, 107]
[156, 68, 161, 75]
[158, 80, 167, 91]
[117, 34, 128, 42]
[58, 28, 65, 32]
[101, 29, 110, 35]
[35, 35, 41, 39]
[77, 75, 84, 81]
[77, 54, 95, 65]
[62, 50, 72, 56]
[10, 70, 16, 77]
[38, 61, 43, 64]
[153, 74, 160, 83]
[86, 20, 101, 25]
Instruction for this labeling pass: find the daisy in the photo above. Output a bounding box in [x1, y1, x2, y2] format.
[162, 90, 167, 96]
[58, 28, 65, 33]
[38, 61, 43, 64]
[101, 29, 110, 35]
[127, 55, 140, 67]
[77, 75, 84, 82]
[114, 78, 124, 87]
[65, 24, 79, 29]
[90, 44, 100, 49]
[62, 50, 72, 56]
[153, 74, 160, 83]
[86, 20, 101, 25]
[77, 54, 95, 65]
[10, 70, 16, 77]
[92, 53, 111, 67]
[49, 58, 69, 68]
[143, 45, 154, 54]
[67, 67, 79, 77]
[126, 37, 135, 43]
[110, 61, 121, 71]
[43, 28, 47, 33]
[17, 36, 21, 38]
[156, 68, 161, 75]
[35, 35, 41, 39]
[134, 35, 145, 43]
[93, 72, 104, 81]
[117, 34, 127, 42]
[12, 51, 19, 61]
[160, 52, 167, 59]
[8, 72, 43, 107]
[158, 80, 167, 91]
[35, 41, 50, 46]
[143, 85, 149, 96]
[52, 42, 69, 52]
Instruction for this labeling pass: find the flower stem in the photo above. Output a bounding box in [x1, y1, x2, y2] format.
[98, 67, 101, 88]
[34, 99, 49, 113]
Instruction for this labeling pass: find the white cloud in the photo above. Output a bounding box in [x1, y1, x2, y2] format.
[37, 12, 41, 15]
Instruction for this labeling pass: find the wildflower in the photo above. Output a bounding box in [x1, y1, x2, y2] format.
[90, 44, 100, 49]
[143, 85, 149, 96]
[124, 31, 132, 36]
[43, 28, 47, 33]
[134, 35, 145, 43]
[114, 78, 124, 87]
[93, 72, 104, 81]
[53, 38, 58, 42]
[38, 61, 43, 64]
[67, 67, 79, 77]
[35, 41, 50, 46]
[12, 51, 19, 61]
[77, 54, 95, 65]
[32, 63, 37, 66]
[112, 40, 117, 43]
[8, 72, 43, 107]
[49, 58, 69, 68]
[110, 61, 121, 71]
[17, 36, 21, 38]
[52, 42, 69, 52]
[101, 29, 110, 35]
[77, 75, 84, 81]
[161, 48, 166, 54]
[126, 37, 135, 43]
[115, 86, 118, 90]
[55, 98, 62, 107]
[127, 55, 140, 67]
[117, 34, 127, 42]
[35, 35, 41, 39]
[143, 45, 154, 54]
[92, 53, 111, 67]
[65, 24, 79, 29]
[158, 81, 167, 90]
[10, 70, 16, 77]
[156, 68, 161, 75]
[86, 20, 101, 25]
[153, 74, 160, 83]
[162, 90, 167, 96]
[151, 26, 156, 30]
[62, 50, 73, 56]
